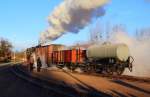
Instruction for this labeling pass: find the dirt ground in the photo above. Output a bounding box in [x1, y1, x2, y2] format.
[32, 67, 150, 97]
[0, 66, 48, 97]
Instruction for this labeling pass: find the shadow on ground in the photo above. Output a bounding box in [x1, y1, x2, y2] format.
[111, 80, 150, 94]
[20, 65, 150, 97]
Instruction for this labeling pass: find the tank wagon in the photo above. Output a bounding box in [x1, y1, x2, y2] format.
[26, 43, 133, 75]
[86, 43, 133, 75]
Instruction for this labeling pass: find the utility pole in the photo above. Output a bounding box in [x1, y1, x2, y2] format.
[13, 51, 15, 63]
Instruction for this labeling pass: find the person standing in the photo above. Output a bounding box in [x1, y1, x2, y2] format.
[30, 56, 34, 72]
[37, 56, 42, 72]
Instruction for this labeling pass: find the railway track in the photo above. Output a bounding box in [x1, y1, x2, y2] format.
[47, 67, 150, 84]
[71, 71, 150, 83]
[101, 74, 150, 83]
[81, 73, 149, 83]
[11, 65, 108, 97]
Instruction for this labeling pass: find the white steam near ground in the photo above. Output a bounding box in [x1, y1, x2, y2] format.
[108, 30, 150, 77]
[40, 0, 108, 44]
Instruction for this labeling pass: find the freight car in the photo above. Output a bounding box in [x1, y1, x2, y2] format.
[26, 44, 65, 67]
[26, 43, 133, 75]
[52, 49, 86, 70]
[86, 43, 133, 75]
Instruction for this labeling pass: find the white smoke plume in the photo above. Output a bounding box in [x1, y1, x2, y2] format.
[40, 0, 108, 44]
[109, 29, 150, 77]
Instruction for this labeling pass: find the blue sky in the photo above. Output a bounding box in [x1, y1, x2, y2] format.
[0, 0, 150, 50]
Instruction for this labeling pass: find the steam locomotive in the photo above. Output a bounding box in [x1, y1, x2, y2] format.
[26, 43, 134, 75]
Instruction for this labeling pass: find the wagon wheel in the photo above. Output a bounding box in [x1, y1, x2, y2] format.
[71, 64, 77, 71]
[116, 68, 124, 75]
[57, 65, 64, 69]
[102, 66, 109, 75]
[81, 64, 87, 72]
[66, 64, 71, 70]
[106, 67, 113, 75]
[116, 65, 125, 75]
[110, 65, 118, 75]
[86, 63, 92, 73]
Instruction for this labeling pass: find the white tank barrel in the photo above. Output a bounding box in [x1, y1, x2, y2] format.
[87, 43, 129, 61]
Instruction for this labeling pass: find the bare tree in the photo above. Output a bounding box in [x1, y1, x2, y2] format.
[0, 38, 12, 62]
[111, 24, 126, 33]
[89, 22, 103, 43]
[135, 27, 150, 40]
[105, 22, 111, 41]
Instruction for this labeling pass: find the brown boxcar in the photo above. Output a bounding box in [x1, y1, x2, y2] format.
[64, 50, 72, 63]
[55, 49, 86, 64]
[71, 49, 86, 64]
[58, 51, 64, 63]
[52, 50, 65, 64]
[52, 51, 58, 64]
[35, 44, 65, 67]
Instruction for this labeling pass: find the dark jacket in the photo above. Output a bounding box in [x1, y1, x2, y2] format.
[37, 57, 42, 67]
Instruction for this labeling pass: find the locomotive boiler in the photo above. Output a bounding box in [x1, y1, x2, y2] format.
[26, 43, 133, 75]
